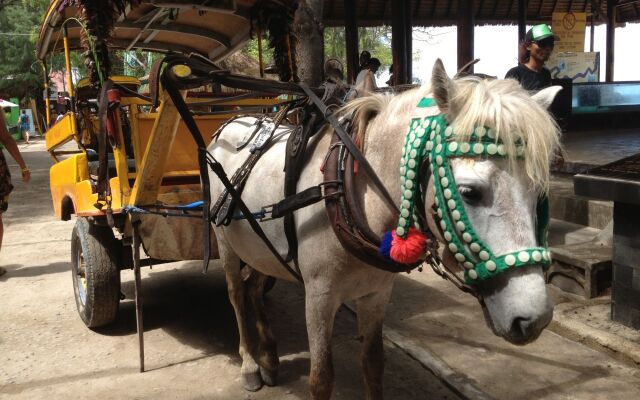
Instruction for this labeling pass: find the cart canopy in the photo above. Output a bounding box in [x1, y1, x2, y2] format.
[37, 0, 257, 61]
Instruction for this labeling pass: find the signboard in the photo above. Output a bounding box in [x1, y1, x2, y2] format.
[547, 52, 600, 82]
[552, 12, 587, 52]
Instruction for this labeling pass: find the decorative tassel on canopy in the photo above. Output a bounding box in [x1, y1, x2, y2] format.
[251, 0, 299, 82]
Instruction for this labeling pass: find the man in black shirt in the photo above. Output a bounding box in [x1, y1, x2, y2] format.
[505, 24, 558, 91]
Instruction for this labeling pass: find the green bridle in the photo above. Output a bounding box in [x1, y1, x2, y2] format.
[397, 97, 551, 284]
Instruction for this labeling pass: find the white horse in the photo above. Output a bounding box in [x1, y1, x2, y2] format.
[207, 60, 561, 399]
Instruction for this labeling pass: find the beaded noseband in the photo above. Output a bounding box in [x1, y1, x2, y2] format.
[393, 97, 551, 285]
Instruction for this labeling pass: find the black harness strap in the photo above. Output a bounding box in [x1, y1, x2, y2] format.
[298, 83, 399, 215]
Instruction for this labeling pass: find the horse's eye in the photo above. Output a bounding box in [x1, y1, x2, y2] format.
[458, 185, 482, 205]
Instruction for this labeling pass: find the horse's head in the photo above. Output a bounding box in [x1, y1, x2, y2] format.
[421, 60, 561, 345]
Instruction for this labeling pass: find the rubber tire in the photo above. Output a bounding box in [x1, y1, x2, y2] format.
[71, 217, 121, 328]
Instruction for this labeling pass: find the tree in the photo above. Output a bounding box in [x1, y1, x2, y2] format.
[0, 0, 49, 102]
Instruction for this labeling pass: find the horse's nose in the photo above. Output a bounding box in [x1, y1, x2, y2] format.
[508, 311, 552, 344]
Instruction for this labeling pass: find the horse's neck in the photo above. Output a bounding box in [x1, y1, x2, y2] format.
[357, 113, 408, 233]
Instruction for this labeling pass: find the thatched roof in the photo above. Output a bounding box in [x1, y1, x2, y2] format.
[323, 0, 640, 27]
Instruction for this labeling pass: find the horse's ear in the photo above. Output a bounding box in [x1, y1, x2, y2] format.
[532, 85, 562, 110]
[431, 59, 457, 115]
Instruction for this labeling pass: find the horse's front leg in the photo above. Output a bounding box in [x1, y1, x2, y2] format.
[219, 242, 263, 391]
[305, 289, 340, 400]
[356, 285, 393, 400]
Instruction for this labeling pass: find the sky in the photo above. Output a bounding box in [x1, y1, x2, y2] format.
[377, 23, 640, 85]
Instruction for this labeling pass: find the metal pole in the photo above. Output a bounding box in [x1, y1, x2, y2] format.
[42, 61, 51, 127]
[132, 220, 145, 373]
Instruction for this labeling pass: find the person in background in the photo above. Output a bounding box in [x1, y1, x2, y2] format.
[19, 110, 31, 144]
[358, 50, 371, 73]
[0, 110, 30, 277]
[356, 58, 381, 89]
[505, 24, 558, 91]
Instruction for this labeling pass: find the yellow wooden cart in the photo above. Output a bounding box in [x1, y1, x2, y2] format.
[37, 0, 278, 343]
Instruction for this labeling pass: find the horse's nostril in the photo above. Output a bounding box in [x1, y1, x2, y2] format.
[511, 316, 533, 338]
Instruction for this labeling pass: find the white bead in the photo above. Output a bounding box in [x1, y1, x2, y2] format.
[413, 139, 422, 147]
[473, 143, 484, 154]
[438, 167, 446, 177]
[436, 156, 443, 165]
[475, 127, 486, 137]
[518, 251, 530, 263]
[455, 253, 466, 262]
[452, 210, 461, 220]
[407, 170, 416, 179]
[401, 208, 410, 218]
[431, 120, 437, 129]
[437, 208, 443, 218]
[448, 243, 458, 253]
[487, 144, 498, 155]
[486, 260, 497, 272]
[441, 177, 449, 188]
[532, 250, 542, 262]
[479, 250, 490, 260]
[398, 217, 407, 226]
[403, 200, 411, 208]
[409, 149, 416, 158]
[468, 269, 478, 280]
[505, 254, 516, 266]
[436, 135, 442, 144]
[497, 145, 506, 156]
[444, 231, 452, 241]
[462, 232, 472, 242]
[445, 126, 453, 137]
[436, 124, 441, 133]
[456, 221, 466, 231]
[460, 143, 470, 153]
[400, 166, 406, 175]
[430, 131, 435, 140]
[435, 144, 442, 153]
[404, 190, 413, 199]
[410, 133, 416, 142]
[417, 128, 425, 137]
[463, 261, 474, 269]
[396, 227, 405, 236]
[447, 199, 456, 210]
[444, 189, 452, 199]
[517, 146, 525, 156]
[426, 141, 433, 151]
[487, 129, 496, 139]
[470, 243, 481, 252]
[408, 159, 416, 168]
[440, 220, 447, 230]
[406, 180, 414, 189]
[448, 142, 458, 152]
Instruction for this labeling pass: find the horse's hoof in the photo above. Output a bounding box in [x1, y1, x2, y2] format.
[242, 370, 263, 392]
[260, 365, 278, 387]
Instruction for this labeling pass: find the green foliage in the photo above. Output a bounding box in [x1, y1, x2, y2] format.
[0, 0, 49, 101]
[325, 26, 393, 69]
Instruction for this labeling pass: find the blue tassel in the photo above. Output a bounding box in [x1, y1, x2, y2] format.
[379, 231, 394, 260]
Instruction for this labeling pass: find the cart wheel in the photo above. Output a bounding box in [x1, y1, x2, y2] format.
[71, 217, 121, 328]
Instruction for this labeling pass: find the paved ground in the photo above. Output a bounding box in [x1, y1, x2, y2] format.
[0, 140, 458, 399]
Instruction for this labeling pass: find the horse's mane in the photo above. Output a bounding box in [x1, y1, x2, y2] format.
[340, 77, 560, 191]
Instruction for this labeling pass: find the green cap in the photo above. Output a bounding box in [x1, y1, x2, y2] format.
[525, 24, 559, 42]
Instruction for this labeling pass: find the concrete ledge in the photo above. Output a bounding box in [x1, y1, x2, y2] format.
[548, 302, 640, 368]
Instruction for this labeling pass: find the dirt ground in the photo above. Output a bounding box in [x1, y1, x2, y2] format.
[0, 140, 459, 399]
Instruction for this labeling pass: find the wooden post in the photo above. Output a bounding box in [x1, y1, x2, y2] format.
[606, 0, 617, 82]
[457, 0, 474, 73]
[518, 0, 527, 43]
[590, 13, 595, 52]
[405, 3, 413, 84]
[344, 0, 359, 84]
[392, 0, 409, 85]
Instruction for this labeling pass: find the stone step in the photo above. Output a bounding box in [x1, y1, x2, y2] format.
[548, 218, 601, 246]
[550, 174, 612, 229]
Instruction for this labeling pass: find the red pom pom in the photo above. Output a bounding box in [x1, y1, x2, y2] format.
[390, 228, 427, 264]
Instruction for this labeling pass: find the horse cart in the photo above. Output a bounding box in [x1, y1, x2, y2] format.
[37, 0, 289, 367]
